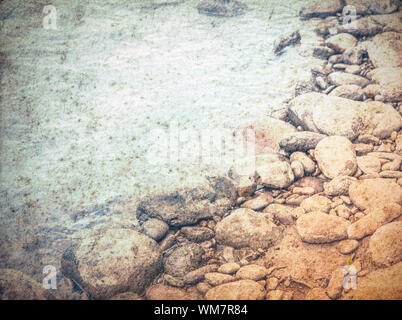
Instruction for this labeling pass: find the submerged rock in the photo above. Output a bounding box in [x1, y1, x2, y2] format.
[197, 0, 247, 17]
[164, 243, 205, 277]
[274, 31, 301, 56]
[366, 32, 402, 68]
[279, 131, 326, 152]
[61, 228, 162, 299]
[299, 0, 343, 19]
[137, 180, 235, 227]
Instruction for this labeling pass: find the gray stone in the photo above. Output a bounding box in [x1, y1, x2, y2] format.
[279, 131, 327, 152]
[141, 218, 169, 241]
[164, 243, 205, 278]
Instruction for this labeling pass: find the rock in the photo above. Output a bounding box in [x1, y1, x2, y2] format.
[325, 33, 357, 53]
[285, 194, 309, 206]
[237, 176, 256, 197]
[356, 155, 382, 174]
[306, 288, 330, 300]
[180, 226, 214, 243]
[196, 282, 212, 295]
[164, 243, 204, 278]
[205, 272, 235, 286]
[343, 46, 366, 65]
[342, 262, 402, 299]
[299, 0, 343, 19]
[136, 184, 232, 227]
[266, 289, 284, 300]
[109, 292, 143, 300]
[371, 12, 402, 33]
[279, 131, 327, 152]
[205, 280, 265, 300]
[255, 154, 294, 189]
[274, 31, 301, 56]
[290, 152, 316, 174]
[0, 269, 58, 300]
[288, 93, 364, 140]
[359, 101, 402, 138]
[290, 160, 304, 179]
[340, 16, 383, 37]
[218, 262, 240, 274]
[61, 228, 162, 299]
[266, 277, 279, 290]
[367, 67, 402, 102]
[215, 208, 283, 249]
[315, 136, 357, 179]
[183, 264, 219, 285]
[344, 0, 399, 14]
[248, 117, 297, 155]
[296, 211, 350, 244]
[264, 204, 295, 225]
[292, 186, 316, 196]
[197, 0, 247, 17]
[347, 202, 401, 239]
[313, 46, 336, 59]
[295, 177, 325, 193]
[236, 264, 268, 281]
[345, 65, 361, 75]
[315, 76, 329, 90]
[300, 195, 332, 213]
[241, 192, 273, 211]
[380, 171, 402, 179]
[336, 239, 359, 254]
[368, 221, 402, 267]
[335, 205, 351, 219]
[329, 85, 364, 100]
[146, 284, 198, 300]
[328, 72, 370, 87]
[141, 218, 169, 241]
[326, 268, 345, 299]
[349, 178, 402, 211]
[367, 32, 402, 68]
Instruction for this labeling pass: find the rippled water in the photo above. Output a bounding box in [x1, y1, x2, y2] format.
[0, 0, 323, 265]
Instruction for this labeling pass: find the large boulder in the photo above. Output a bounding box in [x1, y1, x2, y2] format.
[61, 227, 162, 299]
[197, 0, 247, 17]
[205, 280, 265, 300]
[296, 212, 350, 244]
[215, 208, 283, 249]
[368, 221, 402, 267]
[137, 180, 235, 227]
[315, 136, 357, 179]
[367, 67, 402, 102]
[347, 179, 402, 239]
[366, 32, 402, 68]
[325, 33, 357, 53]
[288, 93, 363, 140]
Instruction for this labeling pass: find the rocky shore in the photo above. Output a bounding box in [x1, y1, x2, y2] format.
[1, 0, 402, 300]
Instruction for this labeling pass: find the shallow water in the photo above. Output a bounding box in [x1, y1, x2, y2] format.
[0, 0, 323, 270]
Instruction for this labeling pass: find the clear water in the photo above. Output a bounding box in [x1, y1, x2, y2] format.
[0, 0, 323, 272]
